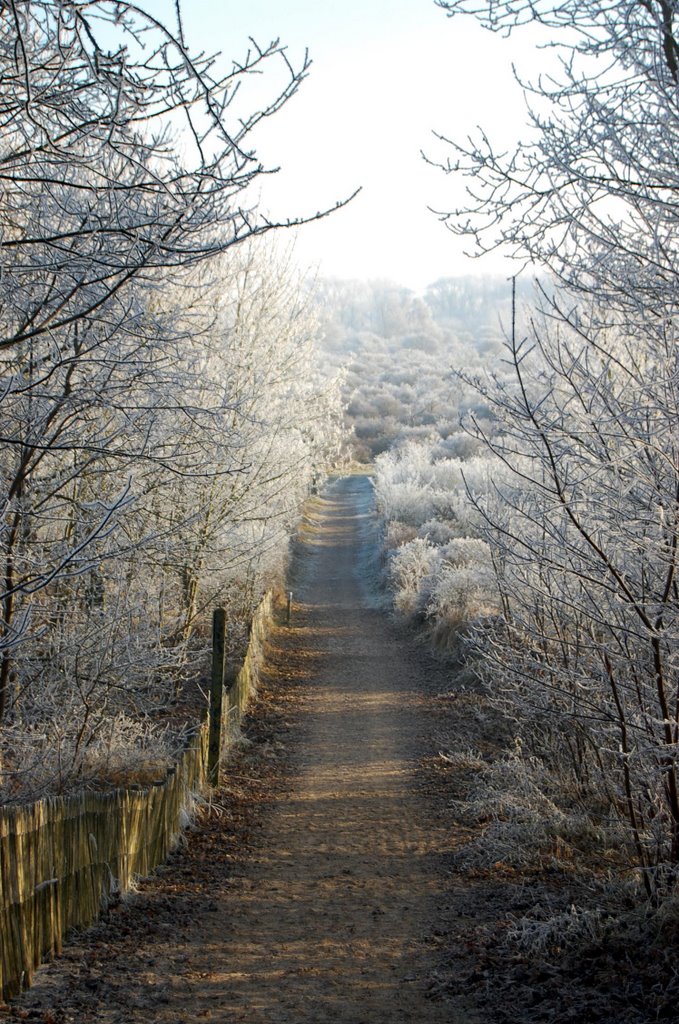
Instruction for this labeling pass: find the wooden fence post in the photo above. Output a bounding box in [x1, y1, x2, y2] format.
[208, 607, 226, 786]
[287, 591, 293, 624]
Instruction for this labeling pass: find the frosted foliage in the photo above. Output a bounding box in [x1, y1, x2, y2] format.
[418, 519, 459, 545]
[450, 751, 623, 872]
[384, 521, 418, 550]
[297, 0, 679, 906]
[0, 0, 351, 798]
[375, 441, 496, 533]
[430, 0, 679, 895]
[0, 713, 176, 803]
[378, 478, 437, 528]
[428, 540, 499, 625]
[388, 539, 440, 616]
[376, 438, 501, 636]
[0, 234, 345, 799]
[507, 907, 607, 957]
[312, 275, 533, 463]
[456, 318, 679, 892]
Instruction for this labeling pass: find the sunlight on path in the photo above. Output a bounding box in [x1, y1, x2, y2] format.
[165, 475, 476, 1024]
[17, 476, 479, 1024]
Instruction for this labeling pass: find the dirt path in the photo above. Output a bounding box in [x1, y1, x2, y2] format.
[229, 474, 470, 1023]
[7, 476, 480, 1024]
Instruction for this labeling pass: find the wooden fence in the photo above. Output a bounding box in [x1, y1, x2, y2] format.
[230, 591, 274, 719]
[0, 591, 276, 1001]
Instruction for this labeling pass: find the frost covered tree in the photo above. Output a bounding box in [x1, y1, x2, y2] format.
[0, 236, 344, 799]
[0, 0, 342, 709]
[134, 244, 346, 654]
[0, 0, 322, 327]
[459, 320, 679, 895]
[435, 0, 679, 894]
[435, 0, 679, 317]
[0, 2, 347, 795]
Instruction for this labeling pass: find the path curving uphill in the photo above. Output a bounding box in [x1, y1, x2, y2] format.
[10, 476, 478, 1024]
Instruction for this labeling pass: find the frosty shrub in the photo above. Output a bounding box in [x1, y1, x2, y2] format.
[506, 905, 607, 957]
[419, 518, 459, 546]
[388, 538, 440, 617]
[384, 521, 419, 550]
[427, 540, 498, 627]
[378, 477, 437, 528]
[376, 438, 502, 646]
[434, 432, 484, 461]
[376, 440, 500, 537]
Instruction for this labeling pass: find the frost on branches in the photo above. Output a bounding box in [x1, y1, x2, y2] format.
[375, 439, 501, 649]
[0, 2, 345, 801]
[434, 0, 679, 896]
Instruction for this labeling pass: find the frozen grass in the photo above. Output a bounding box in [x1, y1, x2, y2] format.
[448, 746, 627, 872]
[0, 712, 179, 803]
[507, 904, 609, 956]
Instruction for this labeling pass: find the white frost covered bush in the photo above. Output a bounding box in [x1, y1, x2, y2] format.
[507, 906, 608, 956]
[377, 439, 500, 638]
[375, 440, 497, 533]
[388, 538, 440, 616]
[419, 518, 459, 545]
[449, 750, 619, 872]
[384, 520, 418, 550]
[427, 539, 499, 626]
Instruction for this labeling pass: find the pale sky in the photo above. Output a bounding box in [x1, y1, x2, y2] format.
[156, 1, 544, 290]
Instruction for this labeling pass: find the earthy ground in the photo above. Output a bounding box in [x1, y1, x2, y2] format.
[3, 476, 678, 1024]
